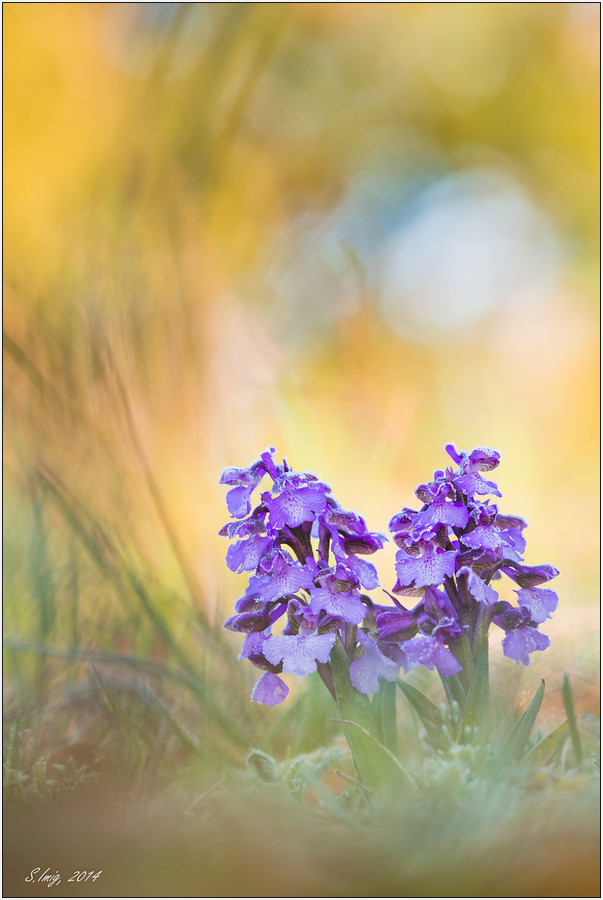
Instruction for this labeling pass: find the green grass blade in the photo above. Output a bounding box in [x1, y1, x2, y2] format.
[397, 679, 446, 750]
[440, 671, 466, 709]
[523, 721, 570, 768]
[3, 636, 251, 751]
[561, 673, 583, 767]
[501, 679, 545, 762]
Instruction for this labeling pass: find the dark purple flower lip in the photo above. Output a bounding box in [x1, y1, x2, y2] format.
[218, 505, 268, 538]
[388, 509, 417, 533]
[503, 563, 559, 587]
[219, 460, 265, 486]
[324, 504, 367, 534]
[342, 532, 385, 555]
[224, 601, 287, 633]
[247, 652, 283, 674]
[495, 513, 527, 531]
[391, 580, 426, 597]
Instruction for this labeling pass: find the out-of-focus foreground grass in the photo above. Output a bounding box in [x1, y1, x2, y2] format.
[3, 4, 600, 896]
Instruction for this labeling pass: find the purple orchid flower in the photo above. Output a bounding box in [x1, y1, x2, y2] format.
[378, 443, 558, 679]
[220, 449, 387, 704]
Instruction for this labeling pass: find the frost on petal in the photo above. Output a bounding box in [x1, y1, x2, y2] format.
[264, 632, 337, 676]
[219, 507, 267, 539]
[349, 633, 399, 694]
[251, 671, 289, 705]
[457, 567, 499, 606]
[259, 447, 280, 479]
[445, 442, 463, 465]
[502, 626, 550, 666]
[515, 587, 558, 624]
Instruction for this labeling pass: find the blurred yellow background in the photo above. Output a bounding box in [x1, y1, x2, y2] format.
[4, 3, 599, 708]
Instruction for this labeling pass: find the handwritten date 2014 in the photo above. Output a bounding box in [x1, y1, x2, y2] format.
[25, 868, 102, 887]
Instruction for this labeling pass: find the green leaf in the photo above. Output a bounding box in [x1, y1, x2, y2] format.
[331, 643, 400, 792]
[523, 721, 569, 767]
[439, 671, 466, 710]
[374, 680, 401, 759]
[461, 640, 489, 739]
[397, 679, 446, 750]
[561, 673, 583, 766]
[501, 679, 545, 762]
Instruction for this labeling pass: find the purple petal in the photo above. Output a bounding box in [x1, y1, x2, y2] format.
[509, 564, 559, 587]
[395, 545, 456, 588]
[263, 632, 337, 676]
[259, 447, 280, 479]
[376, 607, 421, 643]
[309, 582, 366, 625]
[251, 672, 289, 705]
[445, 443, 463, 465]
[432, 642, 463, 677]
[266, 485, 327, 529]
[238, 631, 269, 660]
[224, 600, 287, 633]
[502, 626, 550, 666]
[349, 633, 399, 694]
[455, 472, 502, 498]
[226, 535, 274, 573]
[219, 507, 268, 539]
[257, 552, 315, 603]
[226, 484, 257, 518]
[388, 509, 417, 533]
[413, 498, 469, 531]
[496, 513, 527, 531]
[234, 574, 271, 612]
[462, 524, 502, 552]
[467, 447, 500, 472]
[342, 531, 387, 555]
[220, 461, 265, 487]
[457, 567, 499, 606]
[325, 506, 367, 534]
[346, 554, 380, 590]
[401, 633, 461, 676]
[515, 587, 558, 624]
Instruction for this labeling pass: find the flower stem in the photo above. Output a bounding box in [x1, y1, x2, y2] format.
[330, 642, 395, 792]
